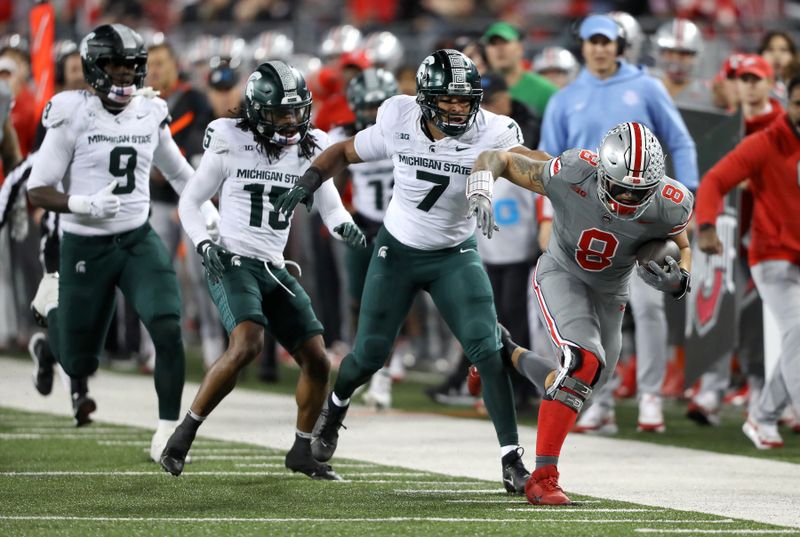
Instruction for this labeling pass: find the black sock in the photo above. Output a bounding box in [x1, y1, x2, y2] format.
[70, 377, 88, 399]
[180, 411, 204, 436]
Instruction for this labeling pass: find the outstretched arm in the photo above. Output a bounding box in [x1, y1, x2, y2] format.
[472, 149, 549, 195]
[273, 138, 362, 216]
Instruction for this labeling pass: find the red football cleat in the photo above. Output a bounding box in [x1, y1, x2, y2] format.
[467, 365, 481, 397]
[525, 464, 572, 505]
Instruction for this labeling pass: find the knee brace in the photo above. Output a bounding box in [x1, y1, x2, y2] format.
[545, 345, 603, 412]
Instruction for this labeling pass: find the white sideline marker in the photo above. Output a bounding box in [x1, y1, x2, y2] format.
[0, 515, 739, 524]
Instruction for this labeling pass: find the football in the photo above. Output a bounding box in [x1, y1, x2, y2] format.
[636, 238, 681, 273]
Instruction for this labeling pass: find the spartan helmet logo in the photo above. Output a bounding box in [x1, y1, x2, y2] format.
[231, 255, 242, 267]
[377, 246, 388, 259]
[245, 72, 261, 100]
[75, 260, 87, 274]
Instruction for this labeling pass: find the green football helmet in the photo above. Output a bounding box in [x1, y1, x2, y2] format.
[244, 60, 312, 145]
[416, 49, 483, 136]
[346, 68, 398, 131]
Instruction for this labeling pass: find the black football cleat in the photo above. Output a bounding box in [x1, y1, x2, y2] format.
[72, 395, 96, 427]
[501, 447, 531, 494]
[498, 323, 519, 368]
[159, 426, 195, 477]
[285, 441, 342, 481]
[311, 394, 349, 462]
[29, 333, 55, 396]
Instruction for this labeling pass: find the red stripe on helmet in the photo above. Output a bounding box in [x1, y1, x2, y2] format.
[630, 122, 644, 178]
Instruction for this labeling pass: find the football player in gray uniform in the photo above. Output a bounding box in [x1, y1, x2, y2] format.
[467, 121, 693, 505]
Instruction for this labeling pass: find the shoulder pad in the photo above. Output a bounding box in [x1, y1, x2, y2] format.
[547, 148, 599, 185]
[656, 177, 694, 235]
[327, 126, 347, 144]
[41, 90, 90, 129]
[202, 118, 234, 154]
[489, 114, 525, 149]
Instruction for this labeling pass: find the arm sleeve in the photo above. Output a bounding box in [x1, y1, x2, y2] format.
[649, 80, 699, 190]
[178, 150, 226, 248]
[26, 127, 74, 190]
[537, 94, 565, 155]
[154, 125, 195, 195]
[695, 135, 762, 227]
[314, 178, 355, 237]
[535, 194, 553, 223]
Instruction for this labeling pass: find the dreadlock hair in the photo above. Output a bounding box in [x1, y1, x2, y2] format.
[235, 109, 320, 164]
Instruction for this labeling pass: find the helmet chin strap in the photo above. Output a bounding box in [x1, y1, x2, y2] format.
[106, 84, 137, 104]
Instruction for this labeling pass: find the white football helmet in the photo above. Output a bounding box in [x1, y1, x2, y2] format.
[363, 31, 404, 72]
[608, 11, 644, 64]
[533, 47, 578, 75]
[319, 25, 363, 62]
[250, 31, 294, 64]
[654, 19, 703, 82]
[597, 122, 665, 220]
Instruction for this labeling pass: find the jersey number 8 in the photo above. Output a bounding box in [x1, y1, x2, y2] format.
[575, 228, 619, 271]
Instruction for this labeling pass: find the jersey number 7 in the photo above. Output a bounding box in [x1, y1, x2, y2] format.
[416, 170, 450, 212]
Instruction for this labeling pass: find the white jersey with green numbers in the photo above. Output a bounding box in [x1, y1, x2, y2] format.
[353, 95, 524, 250]
[190, 118, 353, 265]
[27, 89, 190, 236]
[329, 126, 393, 222]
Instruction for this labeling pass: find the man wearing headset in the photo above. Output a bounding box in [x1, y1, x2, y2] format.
[539, 14, 698, 435]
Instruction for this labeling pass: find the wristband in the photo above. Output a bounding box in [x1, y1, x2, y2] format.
[67, 195, 91, 215]
[297, 166, 324, 193]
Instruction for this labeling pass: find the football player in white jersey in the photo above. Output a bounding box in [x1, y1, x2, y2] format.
[160, 61, 366, 480]
[330, 67, 399, 409]
[26, 24, 220, 460]
[467, 121, 693, 504]
[274, 49, 543, 493]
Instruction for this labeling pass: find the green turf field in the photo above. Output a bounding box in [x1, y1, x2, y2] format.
[1, 407, 797, 537]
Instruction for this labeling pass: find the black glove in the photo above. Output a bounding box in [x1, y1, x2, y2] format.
[636, 256, 691, 299]
[334, 222, 367, 248]
[197, 240, 228, 283]
[273, 167, 324, 216]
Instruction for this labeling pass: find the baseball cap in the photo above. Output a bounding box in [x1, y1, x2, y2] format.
[208, 64, 240, 90]
[579, 15, 620, 41]
[736, 54, 774, 80]
[482, 22, 522, 43]
[481, 71, 508, 98]
[0, 57, 17, 75]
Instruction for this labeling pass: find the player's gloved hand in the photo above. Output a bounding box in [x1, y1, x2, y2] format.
[636, 256, 690, 299]
[197, 239, 228, 283]
[200, 200, 221, 242]
[467, 194, 499, 239]
[68, 181, 121, 218]
[334, 222, 367, 248]
[274, 167, 325, 216]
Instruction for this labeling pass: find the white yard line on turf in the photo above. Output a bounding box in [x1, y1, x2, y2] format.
[445, 499, 603, 503]
[235, 463, 379, 468]
[1, 356, 799, 529]
[635, 530, 800, 534]
[508, 508, 664, 513]
[0, 515, 739, 524]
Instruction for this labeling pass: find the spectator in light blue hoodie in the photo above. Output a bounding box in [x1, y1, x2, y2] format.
[537, 14, 699, 439]
[539, 14, 698, 191]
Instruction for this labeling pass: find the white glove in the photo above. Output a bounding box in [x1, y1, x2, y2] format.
[467, 194, 498, 239]
[68, 181, 120, 218]
[200, 200, 221, 242]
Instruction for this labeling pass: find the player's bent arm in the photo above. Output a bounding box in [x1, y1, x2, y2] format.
[508, 146, 552, 161]
[315, 179, 356, 235]
[472, 149, 548, 195]
[178, 151, 226, 247]
[153, 125, 194, 195]
[27, 127, 77, 213]
[672, 229, 692, 273]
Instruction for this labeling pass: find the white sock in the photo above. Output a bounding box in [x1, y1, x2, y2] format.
[188, 410, 206, 422]
[296, 429, 313, 440]
[157, 419, 178, 433]
[500, 444, 519, 458]
[331, 392, 350, 407]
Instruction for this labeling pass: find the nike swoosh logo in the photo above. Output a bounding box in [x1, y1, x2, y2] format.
[136, 114, 147, 119]
[459, 248, 476, 254]
[455, 146, 469, 152]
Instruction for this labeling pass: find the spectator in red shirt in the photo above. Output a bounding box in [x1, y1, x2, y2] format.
[0, 51, 36, 157]
[696, 75, 800, 450]
[737, 55, 783, 134]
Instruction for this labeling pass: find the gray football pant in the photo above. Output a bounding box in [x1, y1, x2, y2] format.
[534, 256, 626, 395]
[751, 260, 800, 422]
[588, 273, 667, 410]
